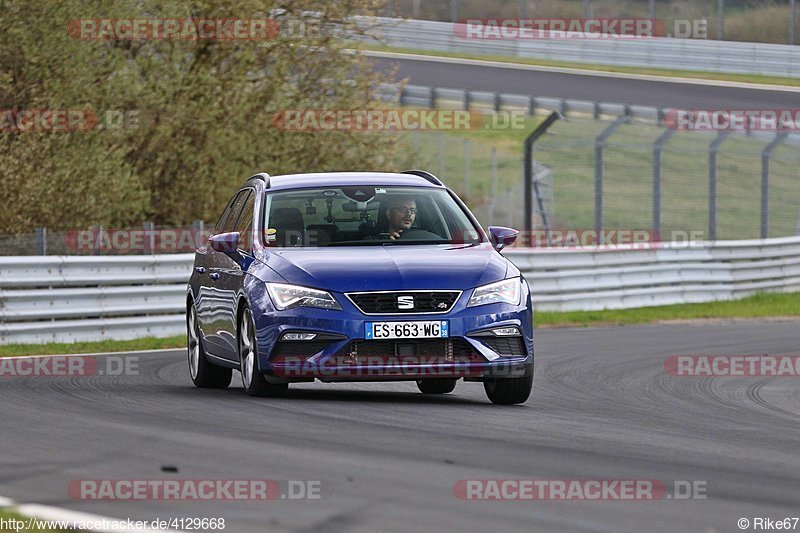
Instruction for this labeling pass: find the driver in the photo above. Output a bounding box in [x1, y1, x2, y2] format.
[385, 196, 417, 240]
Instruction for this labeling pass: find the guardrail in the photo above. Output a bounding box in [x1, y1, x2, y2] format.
[0, 255, 190, 344]
[2, 237, 799, 344]
[354, 17, 800, 78]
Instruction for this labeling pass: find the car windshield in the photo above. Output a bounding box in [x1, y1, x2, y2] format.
[263, 186, 483, 247]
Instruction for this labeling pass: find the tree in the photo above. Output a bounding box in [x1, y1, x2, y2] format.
[0, 0, 399, 232]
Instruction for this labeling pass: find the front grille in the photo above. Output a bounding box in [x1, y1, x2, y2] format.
[270, 340, 331, 361]
[479, 336, 526, 357]
[334, 338, 481, 363]
[346, 291, 460, 314]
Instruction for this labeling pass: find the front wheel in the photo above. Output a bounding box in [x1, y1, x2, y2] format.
[239, 307, 288, 397]
[416, 378, 457, 394]
[187, 304, 232, 389]
[483, 366, 533, 405]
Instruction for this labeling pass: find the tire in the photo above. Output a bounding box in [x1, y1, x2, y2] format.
[483, 365, 533, 405]
[239, 307, 288, 397]
[416, 378, 457, 394]
[187, 304, 232, 389]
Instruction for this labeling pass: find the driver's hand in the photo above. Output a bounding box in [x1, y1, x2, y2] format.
[388, 230, 403, 240]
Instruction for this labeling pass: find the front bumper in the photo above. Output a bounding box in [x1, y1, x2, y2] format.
[248, 282, 534, 382]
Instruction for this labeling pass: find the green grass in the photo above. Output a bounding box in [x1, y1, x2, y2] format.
[0, 335, 186, 357]
[0, 509, 73, 532]
[360, 44, 800, 87]
[535, 292, 800, 328]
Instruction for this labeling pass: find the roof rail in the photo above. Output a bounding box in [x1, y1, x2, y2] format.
[401, 169, 444, 186]
[248, 172, 271, 188]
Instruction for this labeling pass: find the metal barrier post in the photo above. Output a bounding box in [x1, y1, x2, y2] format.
[463, 138, 470, 197]
[35, 227, 47, 256]
[524, 111, 561, 245]
[594, 116, 630, 232]
[653, 129, 676, 239]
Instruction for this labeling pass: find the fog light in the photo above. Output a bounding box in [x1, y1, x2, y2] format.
[281, 332, 318, 341]
[492, 327, 520, 336]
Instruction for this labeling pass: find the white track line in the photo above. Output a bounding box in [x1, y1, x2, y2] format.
[361, 49, 800, 93]
[3, 496, 184, 533]
[0, 348, 184, 360]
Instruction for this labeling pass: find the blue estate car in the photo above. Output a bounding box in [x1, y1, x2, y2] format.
[186, 171, 534, 404]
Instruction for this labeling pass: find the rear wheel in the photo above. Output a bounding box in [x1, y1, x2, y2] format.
[483, 366, 533, 405]
[416, 378, 457, 394]
[187, 304, 232, 389]
[239, 307, 288, 397]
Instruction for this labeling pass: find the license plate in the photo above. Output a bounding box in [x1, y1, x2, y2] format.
[366, 321, 449, 340]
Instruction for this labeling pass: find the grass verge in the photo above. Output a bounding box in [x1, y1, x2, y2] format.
[361, 44, 800, 88]
[0, 335, 186, 357]
[535, 292, 800, 328]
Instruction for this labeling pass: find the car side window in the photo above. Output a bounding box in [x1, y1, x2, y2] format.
[214, 196, 238, 234]
[221, 190, 251, 234]
[235, 190, 256, 252]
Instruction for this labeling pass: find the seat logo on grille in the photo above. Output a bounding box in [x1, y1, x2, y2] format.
[397, 295, 414, 310]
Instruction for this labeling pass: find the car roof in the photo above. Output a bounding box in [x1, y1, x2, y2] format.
[260, 172, 443, 191]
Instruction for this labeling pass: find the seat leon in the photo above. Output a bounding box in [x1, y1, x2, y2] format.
[186, 171, 534, 404]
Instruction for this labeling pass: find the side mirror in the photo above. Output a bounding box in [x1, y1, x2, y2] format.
[209, 231, 241, 256]
[488, 226, 519, 252]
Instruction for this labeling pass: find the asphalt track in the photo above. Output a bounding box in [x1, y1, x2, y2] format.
[369, 54, 800, 109]
[2, 320, 800, 532]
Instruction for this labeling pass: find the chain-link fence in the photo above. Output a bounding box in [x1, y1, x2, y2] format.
[531, 117, 800, 241]
[0, 223, 211, 256]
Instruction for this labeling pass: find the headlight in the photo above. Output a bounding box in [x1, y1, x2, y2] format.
[468, 278, 521, 307]
[266, 283, 342, 311]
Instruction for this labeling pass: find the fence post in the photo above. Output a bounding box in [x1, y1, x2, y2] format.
[653, 129, 675, 240]
[463, 139, 470, 197]
[791, 0, 797, 44]
[717, 0, 725, 40]
[35, 227, 47, 255]
[648, 0, 656, 19]
[524, 111, 561, 245]
[594, 116, 630, 232]
[450, 0, 458, 22]
[761, 133, 788, 239]
[507, 187, 513, 227]
[519, 0, 527, 19]
[144, 221, 155, 254]
[708, 131, 731, 241]
[490, 147, 498, 226]
[438, 132, 445, 178]
[192, 219, 206, 249]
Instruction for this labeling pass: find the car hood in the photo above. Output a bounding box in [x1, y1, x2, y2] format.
[262, 243, 509, 292]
